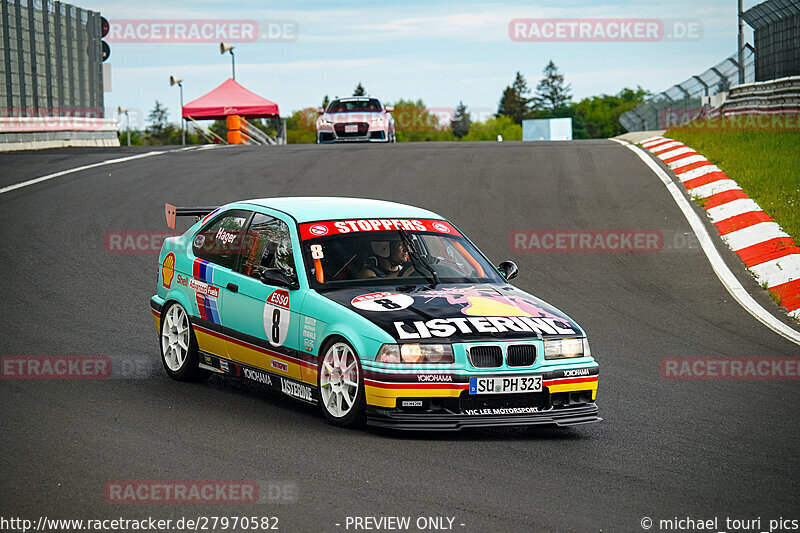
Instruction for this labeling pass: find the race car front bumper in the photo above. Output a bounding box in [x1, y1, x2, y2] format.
[318, 130, 389, 143]
[367, 403, 600, 431]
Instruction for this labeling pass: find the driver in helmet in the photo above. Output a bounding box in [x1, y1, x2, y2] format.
[357, 237, 410, 278]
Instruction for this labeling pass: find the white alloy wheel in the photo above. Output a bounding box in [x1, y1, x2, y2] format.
[162, 304, 190, 371]
[319, 342, 361, 418]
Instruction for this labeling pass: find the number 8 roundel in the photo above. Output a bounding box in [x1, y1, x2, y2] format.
[264, 289, 290, 347]
[351, 292, 414, 312]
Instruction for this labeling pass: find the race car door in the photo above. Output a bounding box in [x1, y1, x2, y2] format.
[220, 212, 305, 382]
[188, 208, 253, 359]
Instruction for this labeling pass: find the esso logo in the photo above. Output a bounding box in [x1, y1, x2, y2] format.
[309, 224, 329, 236]
[432, 221, 450, 233]
[267, 289, 290, 309]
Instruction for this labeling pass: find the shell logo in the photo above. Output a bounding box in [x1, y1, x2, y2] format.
[162, 253, 175, 289]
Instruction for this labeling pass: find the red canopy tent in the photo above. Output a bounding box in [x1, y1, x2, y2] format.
[182, 78, 279, 119]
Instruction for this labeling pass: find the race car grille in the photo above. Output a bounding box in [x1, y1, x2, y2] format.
[334, 122, 369, 137]
[458, 391, 549, 412]
[506, 344, 536, 367]
[468, 346, 502, 368]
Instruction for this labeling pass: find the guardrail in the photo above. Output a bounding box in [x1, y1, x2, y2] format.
[717, 75, 800, 115]
[619, 47, 756, 131]
[0, 117, 120, 151]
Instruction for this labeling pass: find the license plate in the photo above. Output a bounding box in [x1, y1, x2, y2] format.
[469, 375, 542, 395]
[345, 124, 358, 133]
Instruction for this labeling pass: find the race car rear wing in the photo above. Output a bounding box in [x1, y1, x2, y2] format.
[165, 203, 219, 229]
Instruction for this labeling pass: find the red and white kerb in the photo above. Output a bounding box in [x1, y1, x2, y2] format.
[640, 136, 800, 319]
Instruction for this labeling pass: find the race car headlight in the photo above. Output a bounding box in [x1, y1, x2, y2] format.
[544, 338, 585, 360]
[317, 118, 333, 127]
[371, 116, 383, 124]
[376, 344, 454, 364]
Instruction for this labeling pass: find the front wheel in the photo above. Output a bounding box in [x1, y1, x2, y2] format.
[160, 302, 210, 382]
[318, 340, 366, 428]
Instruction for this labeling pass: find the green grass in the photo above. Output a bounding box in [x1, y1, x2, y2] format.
[666, 121, 800, 242]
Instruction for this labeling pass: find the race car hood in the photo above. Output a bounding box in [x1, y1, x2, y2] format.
[318, 284, 583, 342]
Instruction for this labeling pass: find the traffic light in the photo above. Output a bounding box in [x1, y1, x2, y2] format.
[101, 16, 110, 62]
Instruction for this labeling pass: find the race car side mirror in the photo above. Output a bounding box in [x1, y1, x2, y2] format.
[260, 268, 299, 290]
[497, 260, 518, 281]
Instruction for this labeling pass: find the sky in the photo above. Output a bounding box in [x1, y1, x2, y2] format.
[79, 0, 760, 128]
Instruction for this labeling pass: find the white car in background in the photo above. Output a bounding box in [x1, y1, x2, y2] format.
[316, 97, 395, 143]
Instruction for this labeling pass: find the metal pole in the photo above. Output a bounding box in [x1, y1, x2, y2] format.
[231, 50, 235, 80]
[738, 0, 745, 84]
[125, 111, 130, 146]
[179, 83, 185, 145]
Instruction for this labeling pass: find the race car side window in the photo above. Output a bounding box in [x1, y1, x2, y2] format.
[238, 213, 296, 280]
[192, 210, 251, 270]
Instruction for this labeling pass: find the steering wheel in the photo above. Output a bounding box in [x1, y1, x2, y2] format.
[399, 262, 416, 277]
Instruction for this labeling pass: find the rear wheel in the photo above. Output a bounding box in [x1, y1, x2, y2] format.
[318, 340, 366, 427]
[160, 302, 210, 382]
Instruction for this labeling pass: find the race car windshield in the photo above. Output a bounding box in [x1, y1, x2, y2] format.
[326, 99, 382, 113]
[302, 230, 505, 287]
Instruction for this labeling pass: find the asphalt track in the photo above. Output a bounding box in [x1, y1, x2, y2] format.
[0, 141, 798, 532]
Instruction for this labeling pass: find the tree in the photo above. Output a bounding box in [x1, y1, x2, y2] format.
[285, 107, 319, 144]
[575, 86, 650, 138]
[392, 99, 455, 142]
[462, 115, 521, 141]
[146, 101, 169, 138]
[451, 101, 471, 138]
[353, 83, 366, 96]
[321, 94, 330, 109]
[534, 60, 572, 110]
[497, 71, 531, 124]
[143, 100, 185, 144]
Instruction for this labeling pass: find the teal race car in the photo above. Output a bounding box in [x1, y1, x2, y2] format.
[151, 197, 600, 430]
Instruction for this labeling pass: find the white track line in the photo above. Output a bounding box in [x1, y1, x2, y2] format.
[0, 147, 193, 195]
[612, 138, 800, 345]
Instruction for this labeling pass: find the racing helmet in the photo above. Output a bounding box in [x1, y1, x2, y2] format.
[370, 234, 403, 258]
